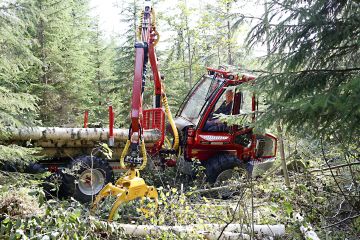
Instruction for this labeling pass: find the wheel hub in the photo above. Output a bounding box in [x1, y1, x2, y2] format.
[78, 169, 105, 196]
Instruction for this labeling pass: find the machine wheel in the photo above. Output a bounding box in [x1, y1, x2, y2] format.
[26, 163, 46, 174]
[206, 154, 244, 183]
[0, 162, 19, 172]
[205, 154, 249, 198]
[62, 156, 114, 203]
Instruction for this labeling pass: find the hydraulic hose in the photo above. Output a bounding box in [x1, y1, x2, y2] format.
[137, 11, 144, 40]
[120, 138, 147, 170]
[162, 93, 179, 151]
[139, 138, 147, 170]
[120, 139, 131, 169]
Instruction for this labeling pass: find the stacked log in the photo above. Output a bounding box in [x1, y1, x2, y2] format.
[6, 127, 161, 143]
[1, 127, 162, 160]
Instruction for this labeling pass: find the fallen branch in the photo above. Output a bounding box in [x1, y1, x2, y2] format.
[322, 214, 360, 229]
[189, 203, 267, 209]
[310, 162, 360, 173]
[187, 184, 248, 195]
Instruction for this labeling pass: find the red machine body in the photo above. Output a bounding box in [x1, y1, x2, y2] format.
[174, 68, 277, 165]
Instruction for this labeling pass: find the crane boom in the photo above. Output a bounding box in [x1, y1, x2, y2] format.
[124, 0, 178, 169]
[91, 1, 179, 220]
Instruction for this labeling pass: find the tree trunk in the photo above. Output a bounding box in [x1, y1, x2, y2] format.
[226, 2, 232, 65]
[277, 123, 290, 187]
[184, 0, 192, 88]
[188, 33, 192, 88]
[107, 223, 285, 239]
[264, 1, 290, 187]
[5, 127, 161, 143]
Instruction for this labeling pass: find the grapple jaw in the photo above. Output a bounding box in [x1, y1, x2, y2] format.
[91, 168, 158, 221]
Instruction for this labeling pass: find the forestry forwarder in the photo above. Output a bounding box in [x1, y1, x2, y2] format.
[1, 0, 277, 220]
[90, 0, 277, 221]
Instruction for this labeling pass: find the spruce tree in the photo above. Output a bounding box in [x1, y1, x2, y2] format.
[247, 0, 360, 144]
[88, 20, 117, 124]
[0, 0, 40, 164]
[21, 0, 96, 126]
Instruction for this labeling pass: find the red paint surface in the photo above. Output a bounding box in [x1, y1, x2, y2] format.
[109, 105, 114, 138]
[84, 111, 88, 128]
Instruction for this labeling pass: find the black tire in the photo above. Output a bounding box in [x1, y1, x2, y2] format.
[205, 154, 249, 184]
[205, 154, 250, 198]
[0, 162, 18, 172]
[61, 156, 114, 203]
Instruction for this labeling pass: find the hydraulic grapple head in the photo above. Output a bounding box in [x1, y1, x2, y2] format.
[90, 136, 158, 221]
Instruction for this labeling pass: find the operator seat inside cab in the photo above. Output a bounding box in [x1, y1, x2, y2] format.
[203, 86, 251, 132]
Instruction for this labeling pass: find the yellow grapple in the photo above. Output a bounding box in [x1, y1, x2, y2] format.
[90, 138, 158, 221]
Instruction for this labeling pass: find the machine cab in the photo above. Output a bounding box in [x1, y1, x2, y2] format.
[175, 68, 277, 165]
[175, 73, 224, 130]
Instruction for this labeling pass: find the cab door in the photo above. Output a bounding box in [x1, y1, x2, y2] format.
[232, 89, 256, 161]
[190, 85, 239, 161]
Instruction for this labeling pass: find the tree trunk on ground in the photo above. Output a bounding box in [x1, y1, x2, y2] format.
[106, 223, 286, 239]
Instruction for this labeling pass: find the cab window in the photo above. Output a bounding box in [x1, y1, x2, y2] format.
[202, 88, 235, 132]
[179, 76, 223, 125]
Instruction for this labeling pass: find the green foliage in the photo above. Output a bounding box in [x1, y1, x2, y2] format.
[87, 24, 118, 124]
[0, 145, 39, 165]
[0, 0, 40, 86]
[247, 0, 360, 143]
[0, 172, 125, 239]
[0, 0, 40, 165]
[0, 87, 38, 130]
[1, 0, 120, 128]
[0, 199, 126, 239]
[0, 0, 39, 136]
[22, 0, 95, 125]
[197, 0, 244, 66]
[112, 1, 140, 127]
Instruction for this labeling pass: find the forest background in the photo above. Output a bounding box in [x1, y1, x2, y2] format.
[0, 0, 359, 239]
